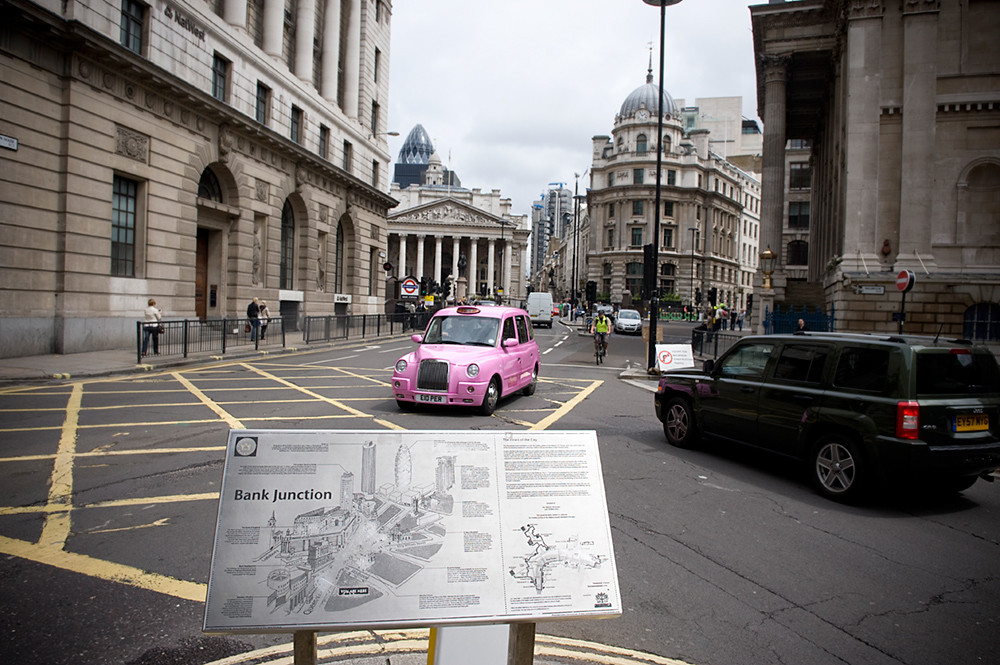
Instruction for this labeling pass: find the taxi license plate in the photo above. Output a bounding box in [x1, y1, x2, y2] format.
[417, 394, 445, 403]
[954, 414, 989, 432]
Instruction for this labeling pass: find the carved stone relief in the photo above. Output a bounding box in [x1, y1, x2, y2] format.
[114, 125, 149, 163]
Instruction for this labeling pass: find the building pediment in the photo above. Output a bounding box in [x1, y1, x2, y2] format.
[389, 198, 503, 228]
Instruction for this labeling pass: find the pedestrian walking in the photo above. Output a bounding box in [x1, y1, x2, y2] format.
[247, 297, 261, 342]
[259, 300, 271, 340]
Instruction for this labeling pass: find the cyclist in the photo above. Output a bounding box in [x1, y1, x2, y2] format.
[591, 309, 611, 359]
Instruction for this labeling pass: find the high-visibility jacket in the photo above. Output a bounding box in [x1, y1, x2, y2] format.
[593, 316, 610, 333]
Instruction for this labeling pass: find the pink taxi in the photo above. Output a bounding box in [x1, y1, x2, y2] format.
[392, 305, 540, 415]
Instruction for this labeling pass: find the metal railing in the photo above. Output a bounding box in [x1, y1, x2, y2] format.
[690, 329, 742, 360]
[303, 312, 431, 344]
[136, 318, 285, 363]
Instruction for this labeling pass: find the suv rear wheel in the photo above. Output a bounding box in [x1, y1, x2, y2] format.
[662, 397, 698, 448]
[811, 435, 866, 502]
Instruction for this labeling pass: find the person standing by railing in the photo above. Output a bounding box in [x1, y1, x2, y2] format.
[141, 298, 162, 356]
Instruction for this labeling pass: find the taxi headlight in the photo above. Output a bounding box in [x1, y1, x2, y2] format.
[467, 364, 480, 378]
[395, 359, 408, 373]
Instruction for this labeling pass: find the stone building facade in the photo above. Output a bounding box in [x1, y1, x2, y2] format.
[585, 70, 761, 314]
[751, 0, 1000, 339]
[0, 0, 395, 357]
[388, 143, 529, 305]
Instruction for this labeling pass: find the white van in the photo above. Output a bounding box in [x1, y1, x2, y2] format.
[526, 292, 554, 328]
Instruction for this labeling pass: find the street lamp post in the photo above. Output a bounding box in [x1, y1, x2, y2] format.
[642, 0, 683, 373]
[689, 226, 698, 320]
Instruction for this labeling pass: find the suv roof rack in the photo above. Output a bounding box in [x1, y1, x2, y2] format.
[786, 331, 974, 346]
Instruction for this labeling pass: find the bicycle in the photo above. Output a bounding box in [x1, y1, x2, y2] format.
[593, 332, 608, 365]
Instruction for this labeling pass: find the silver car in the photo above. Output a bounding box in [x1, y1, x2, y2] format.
[614, 309, 642, 334]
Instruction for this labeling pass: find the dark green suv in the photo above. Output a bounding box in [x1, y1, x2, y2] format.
[654, 332, 1000, 501]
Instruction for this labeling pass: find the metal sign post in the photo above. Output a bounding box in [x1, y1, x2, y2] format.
[895, 269, 915, 334]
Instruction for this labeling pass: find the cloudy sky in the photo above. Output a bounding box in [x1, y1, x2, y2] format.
[386, 0, 761, 218]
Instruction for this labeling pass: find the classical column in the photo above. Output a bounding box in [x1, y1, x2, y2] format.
[294, 0, 317, 81]
[433, 236, 443, 284]
[416, 235, 426, 280]
[224, 0, 247, 29]
[320, 0, 342, 101]
[897, 3, 938, 269]
[262, 0, 284, 57]
[342, 0, 361, 119]
[469, 239, 479, 297]
[842, 6, 883, 271]
[398, 234, 407, 278]
[487, 239, 496, 295]
[759, 53, 788, 275]
[452, 237, 460, 283]
[503, 241, 512, 295]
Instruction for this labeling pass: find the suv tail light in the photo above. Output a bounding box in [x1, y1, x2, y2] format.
[896, 400, 920, 439]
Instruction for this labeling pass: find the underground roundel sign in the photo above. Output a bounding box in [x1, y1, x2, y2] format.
[400, 277, 419, 298]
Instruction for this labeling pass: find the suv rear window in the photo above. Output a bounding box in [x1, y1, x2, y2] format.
[916, 351, 1000, 395]
[833, 347, 891, 393]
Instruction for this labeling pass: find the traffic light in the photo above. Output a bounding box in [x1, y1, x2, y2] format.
[419, 277, 427, 296]
[709, 287, 718, 307]
[442, 278, 451, 300]
[586, 280, 597, 303]
[746, 294, 754, 312]
[695, 288, 702, 304]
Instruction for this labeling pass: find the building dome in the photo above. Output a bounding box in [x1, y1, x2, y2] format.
[397, 124, 435, 165]
[619, 71, 678, 119]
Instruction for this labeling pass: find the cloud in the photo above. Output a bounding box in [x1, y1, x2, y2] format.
[387, 0, 759, 217]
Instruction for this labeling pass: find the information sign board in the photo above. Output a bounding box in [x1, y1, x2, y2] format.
[655, 344, 695, 372]
[204, 430, 621, 633]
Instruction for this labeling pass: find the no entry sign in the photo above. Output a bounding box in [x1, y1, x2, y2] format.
[896, 270, 915, 293]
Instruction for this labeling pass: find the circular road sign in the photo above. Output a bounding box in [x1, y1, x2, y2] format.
[657, 349, 674, 367]
[401, 277, 419, 297]
[896, 269, 915, 293]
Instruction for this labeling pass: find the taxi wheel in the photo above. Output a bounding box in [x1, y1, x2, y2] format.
[479, 377, 501, 416]
[522, 365, 538, 396]
[396, 399, 414, 411]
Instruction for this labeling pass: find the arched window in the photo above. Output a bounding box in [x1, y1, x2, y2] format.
[662, 134, 672, 155]
[787, 240, 808, 265]
[636, 134, 648, 154]
[335, 221, 345, 293]
[963, 303, 1000, 342]
[280, 200, 295, 289]
[197, 168, 223, 202]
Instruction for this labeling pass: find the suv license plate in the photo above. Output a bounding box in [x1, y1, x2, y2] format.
[417, 394, 445, 403]
[954, 414, 989, 432]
